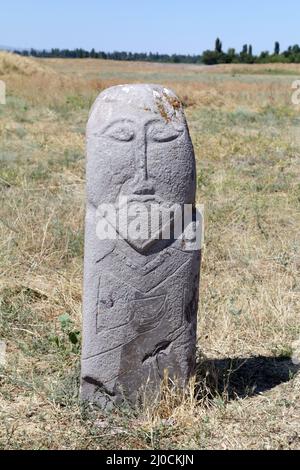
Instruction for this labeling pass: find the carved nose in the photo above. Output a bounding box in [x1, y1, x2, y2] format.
[132, 181, 155, 195]
[135, 135, 148, 181]
[130, 133, 155, 195]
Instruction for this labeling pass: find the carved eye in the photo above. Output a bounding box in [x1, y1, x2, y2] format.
[148, 123, 183, 143]
[104, 122, 135, 142]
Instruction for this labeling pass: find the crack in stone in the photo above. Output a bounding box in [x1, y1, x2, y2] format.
[83, 376, 116, 397]
[142, 340, 172, 364]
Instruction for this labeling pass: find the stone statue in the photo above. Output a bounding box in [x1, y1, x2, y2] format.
[81, 84, 201, 408]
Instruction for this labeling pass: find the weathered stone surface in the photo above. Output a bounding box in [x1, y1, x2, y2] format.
[81, 84, 201, 408]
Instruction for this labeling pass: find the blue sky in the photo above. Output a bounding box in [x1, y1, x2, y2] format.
[1, 0, 299, 54]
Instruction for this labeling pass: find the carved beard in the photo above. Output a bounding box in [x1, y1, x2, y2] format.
[104, 195, 181, 253]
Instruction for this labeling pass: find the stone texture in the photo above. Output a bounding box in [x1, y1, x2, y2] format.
[81, 84, 201, 408]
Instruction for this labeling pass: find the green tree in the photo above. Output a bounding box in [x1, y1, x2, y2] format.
[215, 38, 222, 53]
[202, 50, 219, 65]
[258, 51, 270, 62]
[226, 48, 237, 63]
[274, 41, 280, 55]
[242, 44, 248, 55]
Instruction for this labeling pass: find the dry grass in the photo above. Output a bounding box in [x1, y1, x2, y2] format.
[0, 53, 299, 449]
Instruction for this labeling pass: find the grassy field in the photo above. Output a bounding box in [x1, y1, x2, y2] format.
[0, 52, 299, 450]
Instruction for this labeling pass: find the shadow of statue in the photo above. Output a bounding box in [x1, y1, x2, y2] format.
[195, 353, 300, 402]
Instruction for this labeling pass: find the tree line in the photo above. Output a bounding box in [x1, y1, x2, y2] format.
[202, 38, 300, 64]
[13, 39, 300, 64]
[15, 48, 201, 64]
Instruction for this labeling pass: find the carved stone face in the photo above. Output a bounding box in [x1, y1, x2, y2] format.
[86, 84, 196, 208]
[81, 85, 201, 408]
